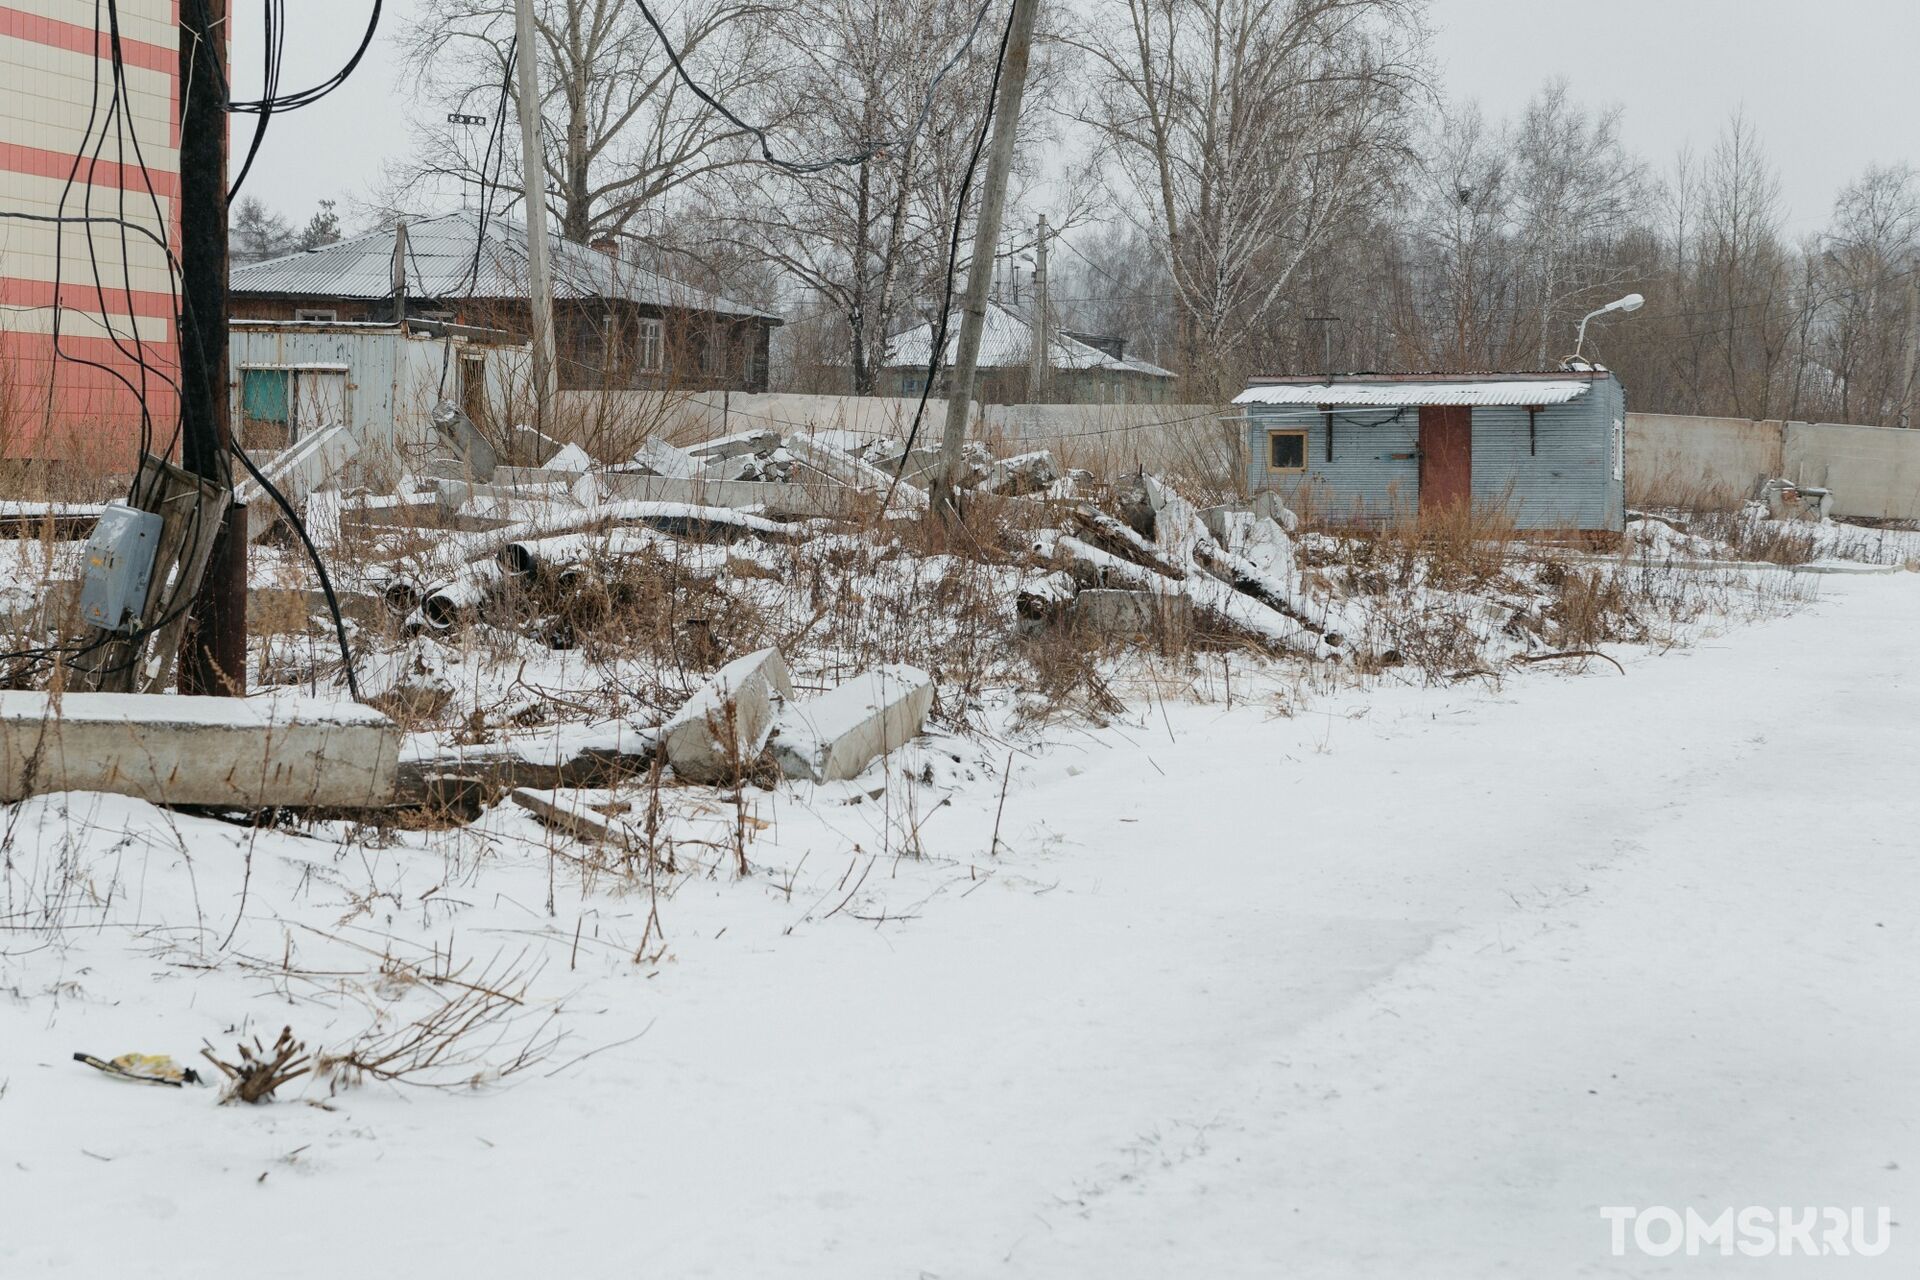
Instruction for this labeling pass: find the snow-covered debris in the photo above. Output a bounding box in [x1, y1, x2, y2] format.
[631, 437, 701, 480]
[542, 443, 595, 473]
[1073, 588, 1192, 637]
[659, 646, 797, 784]
[784, 433, 929, 510]
[771, 663, 934, 782]
[976, 449, 1061, 497]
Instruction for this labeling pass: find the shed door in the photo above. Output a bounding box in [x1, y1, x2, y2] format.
[1418, 405, 1472, 513]
[293, 369, 348, 439]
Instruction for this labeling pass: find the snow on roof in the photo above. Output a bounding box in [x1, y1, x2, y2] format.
[886, 301, 1175, 379]
[231, 210, 778, 322]
[1234, 378, 1594, 407]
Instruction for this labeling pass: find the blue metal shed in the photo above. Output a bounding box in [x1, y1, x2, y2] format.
[1232, 370, 1626, 532]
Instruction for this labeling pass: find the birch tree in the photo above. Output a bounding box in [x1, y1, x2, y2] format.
[1076, 0, 1426, 396]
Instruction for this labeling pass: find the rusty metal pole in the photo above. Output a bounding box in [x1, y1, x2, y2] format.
[179, 0, 246, 694]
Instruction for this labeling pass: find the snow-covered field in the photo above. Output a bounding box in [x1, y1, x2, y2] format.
[3, 570, 1916, 1276]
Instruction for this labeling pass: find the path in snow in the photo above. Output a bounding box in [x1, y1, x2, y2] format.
[4, 574, 1914, 1276]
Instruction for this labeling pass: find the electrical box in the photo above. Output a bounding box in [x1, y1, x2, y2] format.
[78, 502, 162, 632]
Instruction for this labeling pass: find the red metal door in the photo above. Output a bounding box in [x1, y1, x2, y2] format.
[1418, 405, 1472, 513]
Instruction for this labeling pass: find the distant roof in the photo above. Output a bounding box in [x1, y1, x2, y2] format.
[1235, 372, 1599, 407]
[886, 301, 1174, 379]
[230, 209, 778, 322]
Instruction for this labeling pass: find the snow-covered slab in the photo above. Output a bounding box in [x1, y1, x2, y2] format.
[0, 690, 398, 807]
[771, 664, 934, 782]
[660, 648, 796, 784]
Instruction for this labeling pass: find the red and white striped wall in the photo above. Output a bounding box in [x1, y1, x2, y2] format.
[1, 0, 181, 470]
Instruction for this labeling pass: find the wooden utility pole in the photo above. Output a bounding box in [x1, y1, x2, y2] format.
[930, 0, 1043, 515]
[1028, 214, 1049, 402]
[178, 0, 245, 695]
[512, 0, 559, 427]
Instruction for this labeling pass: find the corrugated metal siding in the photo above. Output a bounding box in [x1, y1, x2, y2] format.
[229, 328, 401, 447]
[1247, 373, 1626, 531]
[1468, 403, 1611, 529]
[1246, 405, 1419, 521]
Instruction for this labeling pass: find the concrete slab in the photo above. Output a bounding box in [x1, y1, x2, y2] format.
[771, 664, 934, 783]
[0, 691, 399, 807]
[659, 648, 796, 784]
[1072, 588, 1193, 637]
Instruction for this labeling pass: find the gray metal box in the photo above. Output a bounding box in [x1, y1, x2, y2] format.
[79, 502, 162, 632]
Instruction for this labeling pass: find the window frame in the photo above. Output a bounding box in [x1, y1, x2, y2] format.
[635, 316, 664, 372]
[293, 308, 338, 322]
[1265, 428, 1309, 475]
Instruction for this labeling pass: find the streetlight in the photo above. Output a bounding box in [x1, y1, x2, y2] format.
[1573, 292, 1645, 361]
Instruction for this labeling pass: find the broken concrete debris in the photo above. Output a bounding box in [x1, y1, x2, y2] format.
[1072, 588, 1193, 637]
[658, 646, 797, 784]
[770, 663, 934, 783]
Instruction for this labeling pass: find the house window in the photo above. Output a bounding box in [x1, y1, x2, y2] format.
[902, 376, 924, 395]
[240, 367, 291, 449]
[636, 317, 663, 371]
[1266, 429, 1308, 474]
[294, 308, 337, 322]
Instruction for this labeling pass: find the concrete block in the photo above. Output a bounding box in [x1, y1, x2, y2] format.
[976, 449, 1061, 496]
[771, 664, 934, 783]
[1071, 588, 1193, 637]
[0, 691, 399, 807]
[660, 647, 796, 784]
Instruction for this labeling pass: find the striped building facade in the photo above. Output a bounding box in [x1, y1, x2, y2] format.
[1, 1, 180, 470]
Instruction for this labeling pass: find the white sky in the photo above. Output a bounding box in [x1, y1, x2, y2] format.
[232, 0, 1920, 235]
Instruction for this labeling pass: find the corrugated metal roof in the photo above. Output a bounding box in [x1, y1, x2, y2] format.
[230, 210, 778, 322]
[887, 301, 1175, 379]
[1234, 378, 1592, 407]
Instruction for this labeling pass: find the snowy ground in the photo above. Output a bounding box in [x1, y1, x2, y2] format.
[4, 570, 1916, 1276]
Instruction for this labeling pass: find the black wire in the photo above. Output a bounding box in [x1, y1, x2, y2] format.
[627, 0, 999, 175]
[225, 1, 381, 113]
[438, 34, 518, 400]
[880, 0, 1016, 513]
[227, 442, 362, 699]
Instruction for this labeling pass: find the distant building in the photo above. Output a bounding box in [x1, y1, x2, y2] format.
[1233, 370, 1627, 533]
[878, 301, 1175, 405]
[1, 1, 181, 468]
[229, 211, 781, 393]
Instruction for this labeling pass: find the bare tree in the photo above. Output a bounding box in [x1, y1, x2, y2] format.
[1812, 164, 1919, 425]
[389, 0, 778, 244]
[1075, 0, 1426, 397]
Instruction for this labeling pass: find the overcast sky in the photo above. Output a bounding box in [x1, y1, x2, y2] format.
[232, 0, 1920, 236]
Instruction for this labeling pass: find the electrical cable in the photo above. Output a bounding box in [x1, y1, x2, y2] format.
[226, 441, 362, 699]
[880, 0, 1017, 513]
[627, 0, 998, 175]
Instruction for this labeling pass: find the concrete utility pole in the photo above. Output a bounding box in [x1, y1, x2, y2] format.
[178, 0, 245, 695]
[391, 220, 409, 326]
[1029, 215, 1049, 402]
[1902, 252, 1919, 429]
[512, 0, 559, 426]
[930, 0, 1043, 515]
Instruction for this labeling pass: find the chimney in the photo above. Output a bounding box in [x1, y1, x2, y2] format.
[591, 236, 619, 259]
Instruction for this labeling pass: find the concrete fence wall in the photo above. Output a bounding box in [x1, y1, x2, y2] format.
[1626, 412, 1920, 520]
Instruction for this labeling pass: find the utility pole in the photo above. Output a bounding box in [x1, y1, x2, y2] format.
[512, 0, 559, 428]
[178, 0, 245, 695]
[930, 0, 1042, 515]
[392, 220, 409, 326]
[1029, 215, 1049, 402]
[1902, 252, 1919, 429]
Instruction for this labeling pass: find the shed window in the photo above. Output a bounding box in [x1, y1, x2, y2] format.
[294, 308, 337, 322]
[240, 367, 291, 449]
[1266, 429, 1307, 474]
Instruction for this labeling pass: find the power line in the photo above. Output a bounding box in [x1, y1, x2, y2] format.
[627, 0, 999, 175]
